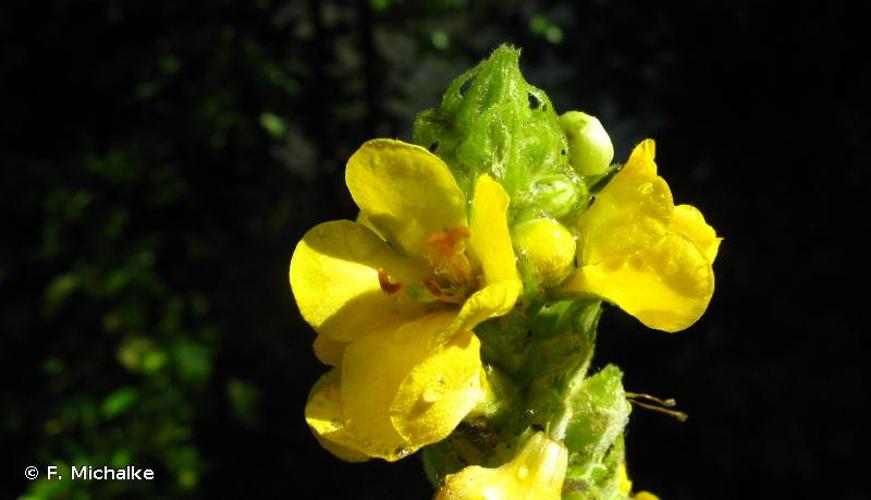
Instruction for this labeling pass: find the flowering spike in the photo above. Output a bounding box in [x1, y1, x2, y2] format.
[290, 45, 717, 498]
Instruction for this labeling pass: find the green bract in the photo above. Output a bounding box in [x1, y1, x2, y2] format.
[414, 46, 589, 220]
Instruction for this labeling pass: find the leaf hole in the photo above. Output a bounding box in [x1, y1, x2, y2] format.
[459, 76, 474, 96]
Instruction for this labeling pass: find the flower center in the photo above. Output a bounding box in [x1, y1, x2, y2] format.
[422, 227, 480, 303]
[377, 226, 480, 304]
[425, 227, 473, 286]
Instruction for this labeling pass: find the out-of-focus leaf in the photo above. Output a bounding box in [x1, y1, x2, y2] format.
[227, 379, 261, 429]
[101, 387, 139, 419]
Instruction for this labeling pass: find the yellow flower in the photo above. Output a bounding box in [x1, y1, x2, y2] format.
[559, 139, 720, 332]
[290, 139, 522, 461]
[435, 431, 568, 500]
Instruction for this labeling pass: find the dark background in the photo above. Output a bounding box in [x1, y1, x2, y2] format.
[1, 1, 865, 498]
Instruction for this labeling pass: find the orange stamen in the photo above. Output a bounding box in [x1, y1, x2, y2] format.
[378, 268, 403, 294]
[425, 227, 471, 248]
[423, 279, 465, 304]
[425, 227, 472, 285]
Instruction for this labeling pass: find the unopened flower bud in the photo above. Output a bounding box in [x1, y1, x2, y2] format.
[532, 173, 584, 219]
[513, 218, 576, 283]
[559, 111, 614, 177]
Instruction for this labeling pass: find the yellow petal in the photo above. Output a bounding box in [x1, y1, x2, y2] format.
[304, 370, 370, 462]
[355, 211, 384, 239]
[672, 204, 721, 263]
[560, 233, 714, 332]
[617, 461, 633, 495]
[445, 279, 522, 341]
[341, 312, 478, 461]
[313, 335, 347, 367]
[576, 139, 673, 265]
[635, 492, 660, 500]
[289, 220, 427, 342]
[346, 139, 468, 259]
[435, 432, 568, 500]
[469, 174, 518, 284]
[390, 330, 484, 445]
[626, 138, 657, 176]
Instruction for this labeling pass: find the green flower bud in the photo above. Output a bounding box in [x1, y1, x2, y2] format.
[530, 173, 587, 219]
[414, 45, 581, 219]
[513, 217, 576, 283]
[560, 111, 614, 177]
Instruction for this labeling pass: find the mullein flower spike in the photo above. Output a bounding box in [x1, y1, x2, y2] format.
[288, 45, 718, 497]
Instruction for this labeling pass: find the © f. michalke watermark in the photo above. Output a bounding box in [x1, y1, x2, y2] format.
[24, 465, 155, 481]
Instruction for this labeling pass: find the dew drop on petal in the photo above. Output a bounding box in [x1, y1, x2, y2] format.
[516, 464, 530, 480]
[422, 386, 443, 403]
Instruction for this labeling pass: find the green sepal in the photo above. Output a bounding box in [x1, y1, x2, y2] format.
[413, 45, 589, 220]
[563, 365, 631, 460]
[423, 300, 602, 487]
[562, 365, 632, 499]
[421, 421, 535, 489]
[522, 299, 601, 430]
[526, 299, 601, 382]
[475, 308, 533, 379]
[563, 434, 630, 500]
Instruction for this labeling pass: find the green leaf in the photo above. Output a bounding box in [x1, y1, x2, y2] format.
[43, 273, 79, 317]
[173, 339, 213, 385]
[260, 112, 288, 139]
[227, 378, 260, 429]
[101, 387, 139, 419]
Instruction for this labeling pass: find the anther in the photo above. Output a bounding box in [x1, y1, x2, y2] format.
[626, 392, 688, 422]
[625, 392, 677, 407]
[425, 227, 471, 247]
[378, 268, 403, 294]
[423, 279, 464, 304]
